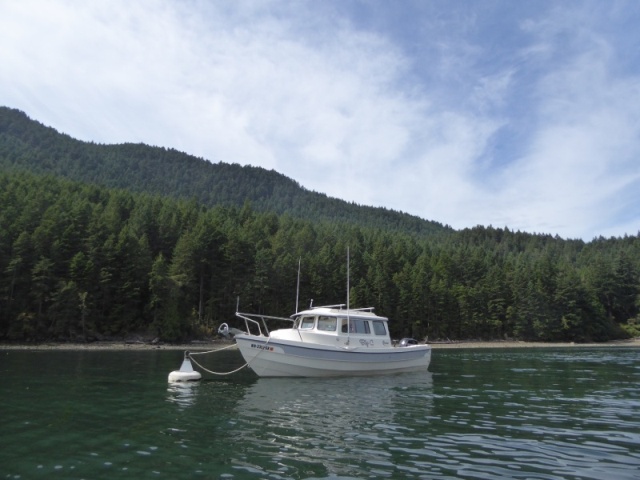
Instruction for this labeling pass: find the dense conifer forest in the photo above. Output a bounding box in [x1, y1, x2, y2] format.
[0, 107, 447, 236]
[1, 107, 639, 342]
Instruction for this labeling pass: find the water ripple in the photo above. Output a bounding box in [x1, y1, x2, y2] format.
[2, 348, 639, 479]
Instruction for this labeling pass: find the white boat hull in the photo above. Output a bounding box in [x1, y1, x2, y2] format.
[235, 334, 431, 377]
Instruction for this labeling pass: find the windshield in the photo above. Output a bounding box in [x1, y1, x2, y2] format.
[299, 316, 315, 330]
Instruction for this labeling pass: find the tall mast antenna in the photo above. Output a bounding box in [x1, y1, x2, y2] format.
[346, 246, 350, 342]
[346, 246, 350, 311]
[295, 257, 301, 313]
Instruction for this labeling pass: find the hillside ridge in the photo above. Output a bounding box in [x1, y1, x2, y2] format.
[0, 106, 449, 236]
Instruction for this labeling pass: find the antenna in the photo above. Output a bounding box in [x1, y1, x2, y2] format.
[346, 246, 350, 342]
[346, 246, 350, 311]
[295, 257, 301, 313]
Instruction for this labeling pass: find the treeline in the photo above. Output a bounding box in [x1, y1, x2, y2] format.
[0, 106, 448, 236]
[1, 171, 639, 343]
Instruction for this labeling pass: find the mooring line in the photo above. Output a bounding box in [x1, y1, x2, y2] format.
[189, 342, 238, 356]
[187, 337, 272, 376]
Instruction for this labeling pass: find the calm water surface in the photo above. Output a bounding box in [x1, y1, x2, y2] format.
[1, 347, 639, 479]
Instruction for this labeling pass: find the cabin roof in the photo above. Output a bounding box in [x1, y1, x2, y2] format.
[292, 305, 388, 321]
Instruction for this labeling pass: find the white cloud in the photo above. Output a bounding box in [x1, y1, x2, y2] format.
[491, 9, 640, 239]
[1, 0, 639, 240]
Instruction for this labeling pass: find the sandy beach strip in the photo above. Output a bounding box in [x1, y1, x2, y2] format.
[0, 340, 237, 351]
[429, 338, 640, 349]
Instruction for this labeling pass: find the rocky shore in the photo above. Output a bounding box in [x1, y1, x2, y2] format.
[428, 338, 640, 349]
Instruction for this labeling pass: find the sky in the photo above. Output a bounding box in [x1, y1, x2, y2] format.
[1, 0, 639, 241]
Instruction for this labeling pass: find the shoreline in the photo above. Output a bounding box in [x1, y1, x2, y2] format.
[429, 338, 640, 349]
[1, 338, 639, 351]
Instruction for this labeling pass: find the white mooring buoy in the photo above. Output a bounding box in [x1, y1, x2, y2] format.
[168, 351, 202, 382]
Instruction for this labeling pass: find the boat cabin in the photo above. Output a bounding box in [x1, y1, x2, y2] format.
[293, 312, 388, 336]
[267, 305, 393, 348]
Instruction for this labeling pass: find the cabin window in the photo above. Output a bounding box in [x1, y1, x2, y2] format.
[317, 316, 337, 331]
[300, 316, 315, 330]
[340, 318, 371, 334]
[372, 320, 387, 336]
[353, 319, 370, 334]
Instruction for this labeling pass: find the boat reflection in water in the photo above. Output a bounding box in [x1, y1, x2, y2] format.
[227, 372, 434, 477]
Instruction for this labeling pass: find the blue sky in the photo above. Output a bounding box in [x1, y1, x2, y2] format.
[1, 0, 639, 240]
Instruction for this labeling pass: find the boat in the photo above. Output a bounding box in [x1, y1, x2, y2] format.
[227, 304, 431, 377]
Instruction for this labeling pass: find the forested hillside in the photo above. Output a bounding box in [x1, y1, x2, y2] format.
[0, 107, 448, 236]
[1, 171, 638, 343]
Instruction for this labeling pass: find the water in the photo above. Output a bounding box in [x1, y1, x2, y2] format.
[1, 347, 639, 479]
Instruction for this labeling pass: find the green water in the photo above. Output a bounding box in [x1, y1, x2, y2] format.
[1, 347, 639, 479]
